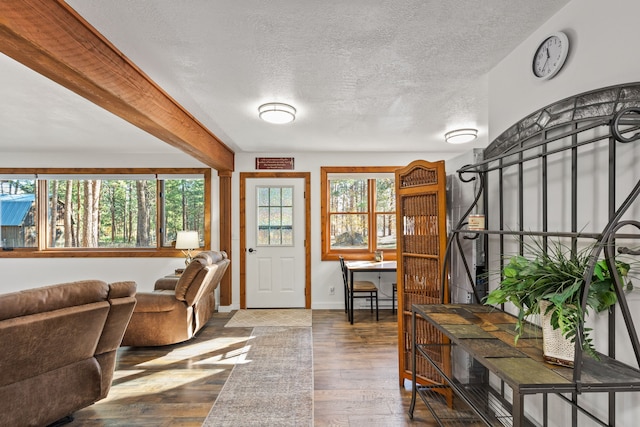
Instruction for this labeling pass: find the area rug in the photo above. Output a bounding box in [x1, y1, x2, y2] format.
[224, 309, 312, 327]
[203, 326, 313, 426]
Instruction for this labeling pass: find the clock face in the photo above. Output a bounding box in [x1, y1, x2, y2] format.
[532, 32, 569, 80]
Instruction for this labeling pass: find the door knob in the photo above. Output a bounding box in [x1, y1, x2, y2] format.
[248, 248, 257, 253]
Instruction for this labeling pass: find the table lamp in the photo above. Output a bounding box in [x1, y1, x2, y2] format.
[175, 230, 199, 265]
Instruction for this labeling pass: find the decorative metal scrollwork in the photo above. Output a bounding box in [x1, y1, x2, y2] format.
[441, 169, 486, 303]
[457, 166, 477, 184]
[612, 107, 640, 143]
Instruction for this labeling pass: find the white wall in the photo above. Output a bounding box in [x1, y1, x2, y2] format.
[0, 151, 219, 294]
[489, 0, 640, 141]
[228, 150, 461, 311]
[0, 148, 466, 302]
[0, 152, 203, 169]
[487, 1, 640, 425]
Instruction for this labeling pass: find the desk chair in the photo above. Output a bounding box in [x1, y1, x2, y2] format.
[339, 256, 379, 323]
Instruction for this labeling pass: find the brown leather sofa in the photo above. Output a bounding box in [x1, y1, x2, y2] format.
[122, 250, 230, 347]
[0, 279, 137, 427]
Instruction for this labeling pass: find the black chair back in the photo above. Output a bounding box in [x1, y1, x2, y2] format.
[338, 255, 349, 288]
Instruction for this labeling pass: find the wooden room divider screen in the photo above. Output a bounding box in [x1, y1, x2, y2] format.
[395, 160, 450, 394]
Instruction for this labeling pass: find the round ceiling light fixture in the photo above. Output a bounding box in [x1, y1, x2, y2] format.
[445, 128, 478, 144]
[258, 102, 296, 124]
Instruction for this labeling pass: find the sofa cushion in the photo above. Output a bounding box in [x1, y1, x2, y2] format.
[154, 276, 180, 291]
[174, 256, 213, 302]
[132, 291, 181, 313]
[183, 264, 218, 306]
[121, 304, 193, 347]
[193, 250, 226, 264]
[0, 358, 101, 427]
[0, 303, 109, 387]
[0, 280, 109, 321]
[108, 281, 137, 299]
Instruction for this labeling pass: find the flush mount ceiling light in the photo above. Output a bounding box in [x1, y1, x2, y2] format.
[258, 102, 296, 124]
[445, 128, 478, 144]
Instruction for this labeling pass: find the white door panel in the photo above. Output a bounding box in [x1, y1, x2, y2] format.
[257, 257, 272, 292]
[246, 178, 305, 308]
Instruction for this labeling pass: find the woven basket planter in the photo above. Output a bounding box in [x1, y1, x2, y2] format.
[539, 300, 575, 367]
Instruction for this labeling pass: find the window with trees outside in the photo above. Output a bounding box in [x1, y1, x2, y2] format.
[321, 166, 397, 261]
[0, 168, 210, 256]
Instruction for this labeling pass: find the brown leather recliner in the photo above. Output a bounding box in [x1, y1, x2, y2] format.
[0, 279, 137, 427]
[121, 250, 229, 347]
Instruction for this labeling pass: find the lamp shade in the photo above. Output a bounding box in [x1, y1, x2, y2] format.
[445, 128, 478, 144]
[175, 231, 199, 249]
[258, 102, 296, 124]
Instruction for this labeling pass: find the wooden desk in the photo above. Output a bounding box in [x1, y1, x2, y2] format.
[344, 261, 396, 324]
[409, 304, 640, 426]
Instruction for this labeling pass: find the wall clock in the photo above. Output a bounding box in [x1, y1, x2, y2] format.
[532, 31, 570, 80]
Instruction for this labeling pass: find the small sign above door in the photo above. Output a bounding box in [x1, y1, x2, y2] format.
[255, 157, 295, 170]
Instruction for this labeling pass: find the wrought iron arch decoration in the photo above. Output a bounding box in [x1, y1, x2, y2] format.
[482, 82, 640, 162]
[443, 82, 640, 426]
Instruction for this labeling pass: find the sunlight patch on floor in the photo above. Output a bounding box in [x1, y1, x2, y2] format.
[102, 369, 223, 401]
[194, 344, 253, 365]
[112, 369, 145, 381]
[135, 335, 253, 367]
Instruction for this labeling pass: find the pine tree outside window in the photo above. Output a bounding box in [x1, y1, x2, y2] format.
[321, 166, 397, 261]
[0, 169, 209, 255]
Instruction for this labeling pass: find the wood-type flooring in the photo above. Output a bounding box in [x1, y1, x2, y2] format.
[68, 309, 436, 426]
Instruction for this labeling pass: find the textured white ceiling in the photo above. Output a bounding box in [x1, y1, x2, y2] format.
[1, 0, 571, 158]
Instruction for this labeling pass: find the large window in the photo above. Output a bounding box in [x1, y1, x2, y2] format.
[321, 166, 397, 260]
[0, 168, 210, 256]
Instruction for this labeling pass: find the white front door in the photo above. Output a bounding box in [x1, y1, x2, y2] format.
[245, 178, 306, 308]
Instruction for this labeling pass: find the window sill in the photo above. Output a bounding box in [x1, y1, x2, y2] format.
[322, 252, 397, 262]
[0, 248, 193, 258]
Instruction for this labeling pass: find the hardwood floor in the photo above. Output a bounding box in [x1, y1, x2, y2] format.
[313, 310, 435, 426]
[69, 309, 436, 426]
[70, 312, 254, 426]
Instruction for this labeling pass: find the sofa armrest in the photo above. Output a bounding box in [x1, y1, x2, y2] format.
[154, 276, 180, 291]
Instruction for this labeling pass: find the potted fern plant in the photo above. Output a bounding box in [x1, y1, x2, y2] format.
[484, 239, 632, 367]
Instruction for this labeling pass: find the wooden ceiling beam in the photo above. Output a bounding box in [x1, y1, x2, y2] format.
[0, 0, 234, 171]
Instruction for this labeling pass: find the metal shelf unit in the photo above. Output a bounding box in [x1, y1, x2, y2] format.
[410, 83, 640, 426]
[410, 304, 640, 426]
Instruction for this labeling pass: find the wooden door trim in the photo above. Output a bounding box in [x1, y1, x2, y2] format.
[239, 172, 311, 309]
